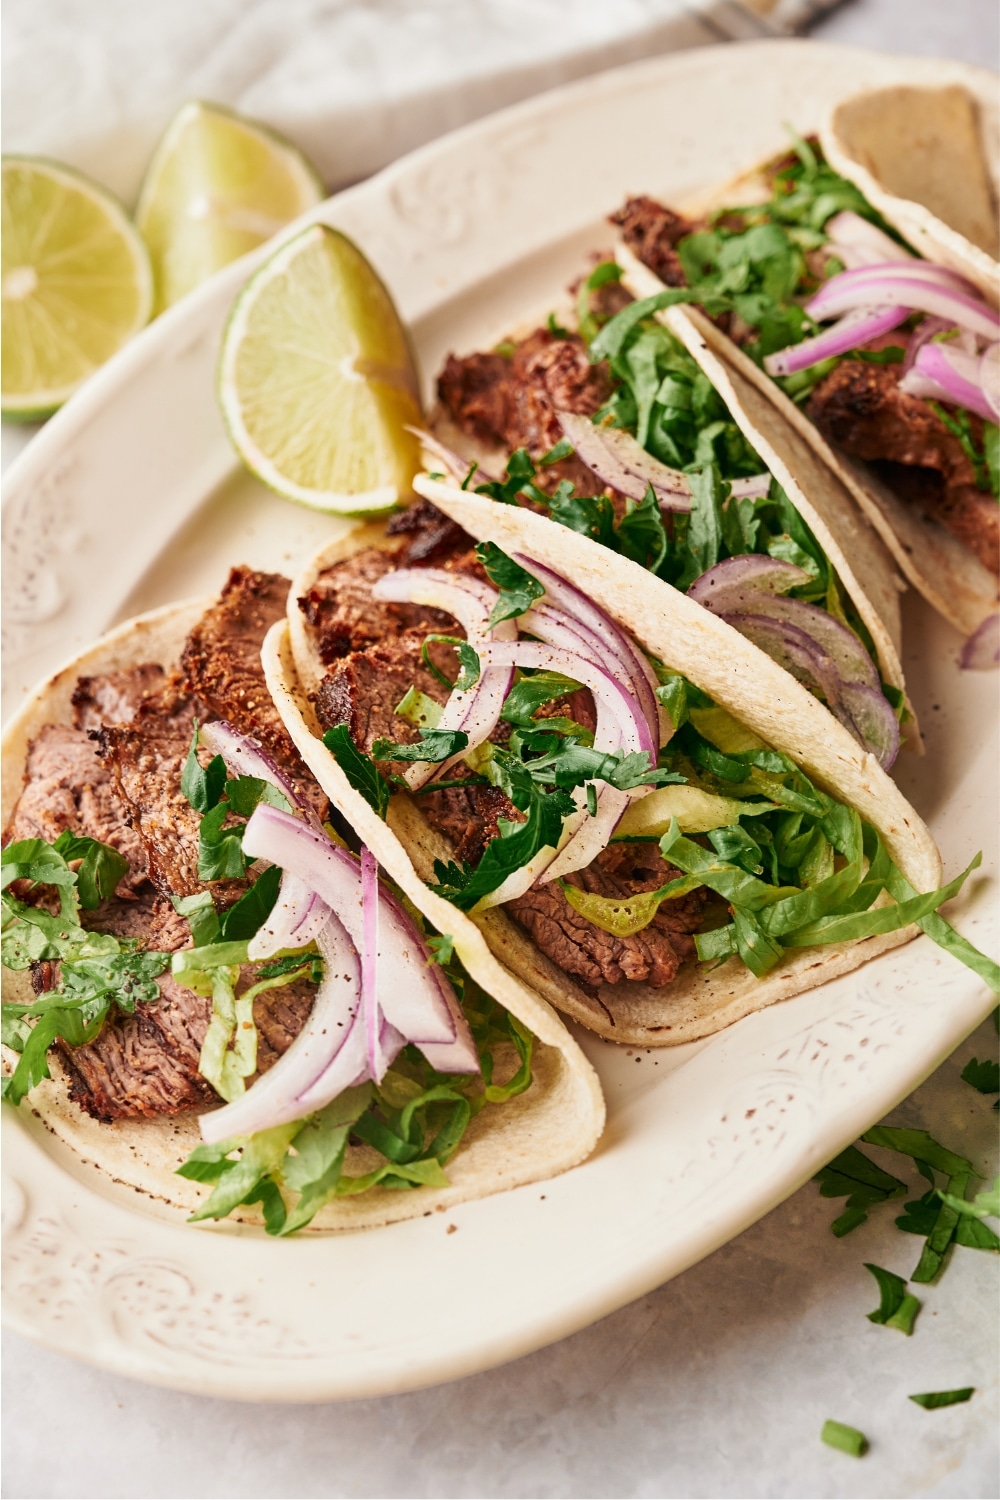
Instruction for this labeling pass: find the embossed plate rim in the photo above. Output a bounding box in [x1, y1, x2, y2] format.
[2, 41, 997, 1401]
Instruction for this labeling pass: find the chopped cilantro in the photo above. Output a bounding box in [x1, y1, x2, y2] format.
[474, 541, 545, 625]
[322, 725, 391, 819]
[371, 728, 469, 763]
[960, 1057, 1000, 1094]
[863, 1263, 920, 1334]
[821, 1420, 867, 1458]
[909, 1389, 974, 1410]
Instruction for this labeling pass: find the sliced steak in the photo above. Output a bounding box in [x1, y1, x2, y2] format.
[508, 841, 706, 990]
[4, 723, 148, 894]
[71, 664, 167, 733]
[420, 779, 522, 866]
[313, 630, 451, 756]
[385, 498, 477, 566]
[97, 684, 219, 900]
[254, 977, 316, 1074]
[610, 196, 698, 288]
[299, 547, 459, 665]
[181, 565, 326, 813]
[808, 361, 999, 574]
[437, 328, 613, 495]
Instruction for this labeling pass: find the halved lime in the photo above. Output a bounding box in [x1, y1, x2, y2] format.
[2, 157, 153, 419]
[218, 224, 423, 513]
[137, 101, 324, 312]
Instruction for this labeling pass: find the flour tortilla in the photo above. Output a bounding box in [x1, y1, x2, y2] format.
[279, 492, 943, 1048]
[2, 601, 605, 1233]
[821, 84, 999, 307]
[618, 142, 1000, 640]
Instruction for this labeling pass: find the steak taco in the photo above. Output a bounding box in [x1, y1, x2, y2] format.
[429, 249, 918, 767]
[602, 128, 999, 655]
[1, 569, 604, 1234]
[274, 493, 998, 1049]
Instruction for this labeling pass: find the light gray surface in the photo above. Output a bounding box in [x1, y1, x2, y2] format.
[3, 1014, 997, 1500]
[3, 3, 999, 1498]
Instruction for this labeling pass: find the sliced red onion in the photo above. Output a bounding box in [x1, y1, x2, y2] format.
[688, 554, 816, 605]
[899, 342, 998, 422]
[556, 410, 770, 509]
[807, 272, 999, 340]
[688, 556, 882, 692]
[200, 910, 363, 1142]
[980, 344, 1000, 420]
[764, 305, 910, 377]
[199, 719, 307, 811]
[371, 566, 516, 788]
[514, 554, 664, 750]
[246, 871, 331, 961]
[825, 212, 914, 266]
[406, 425, 504, 483]
[959, 614, 1000, 671]
[901, 316, 949, 374]
[725, 611, 899, 767]
[480, 642, 647, 755]
[360, 846, 385, 1082]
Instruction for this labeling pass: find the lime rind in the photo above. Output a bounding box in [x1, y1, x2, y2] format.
[136, 101, 325, 313]
[217, 223, 422, 515]
[1, 155, 153, 417]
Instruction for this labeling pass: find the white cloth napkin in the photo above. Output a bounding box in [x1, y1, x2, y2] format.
[2, 0, 833, 203]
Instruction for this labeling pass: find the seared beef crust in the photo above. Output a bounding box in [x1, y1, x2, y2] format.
[610, 196, 699, 288]
[4, 722, 148, 894]
[299, 547, 458, 665]
[314, 630, 450, 754]
[509, 843, 707, 991]
[808, 362, 999, 575]
[437, 328, 613, 495]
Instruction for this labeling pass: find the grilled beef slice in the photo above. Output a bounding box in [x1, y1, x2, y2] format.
[181, 565, 327, 812]
[4, 722, 149, 894]
[610, 196, 699, 288]
[299, 546, 459, 666]
[808, 361, 999, 575]
[437, 328, 613, 495]
[509, 842, 707, 990]
[314, 629, 452, 753]
[71, 664, 167, 733]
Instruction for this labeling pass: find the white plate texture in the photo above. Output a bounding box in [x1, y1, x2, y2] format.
[2, 41, 997, 1402]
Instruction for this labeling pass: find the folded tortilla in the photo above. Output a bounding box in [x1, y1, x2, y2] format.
[2, 602, 605, 1232]
[616, 131, 1000, 641]
[277, 493, 943, 1048]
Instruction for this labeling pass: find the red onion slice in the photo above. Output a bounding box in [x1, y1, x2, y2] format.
[724, 611, 899, 767]
[981, 344, 1000, 421]
[807, 273, 999, 340]
[244, 806, 474, 1058]
[959, 614, 1000, 671]
[556, 411, 770, 509]
[371, 566, 516, 788]
[764, 305, 910, 377]
[405, 425, 504, 483]
[899, 342, 998, 423]
[825, 212, 914, 266]
[515, 555, 664, 751]
[247, 871, 331, 961]
[360, 846, 385, 1082]
[689, 556, 882, 692]
[901, 316, 949, 375]
[199, 719, 307, 812]
[200, 910, 363, 1142]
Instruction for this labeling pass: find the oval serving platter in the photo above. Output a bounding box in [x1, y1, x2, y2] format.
[2, 40, 997, 1401]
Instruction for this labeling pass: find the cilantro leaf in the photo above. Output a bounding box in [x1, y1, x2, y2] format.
[863, 1263, 920, 1334]
[474, 542, 545, 626]
[196, 801, 249, 882]
[370, 728, 469, 764]
[960, 1057, 1000, 1094]
[52, 831, 128, 909]
[431, 787, 575, 911]
[615, 485, 668, 574]
[909, 1389, 974, 1410]
[217, 863, 282, 942]
[180, 722, 226, 813]
[322, 725, 391, 819]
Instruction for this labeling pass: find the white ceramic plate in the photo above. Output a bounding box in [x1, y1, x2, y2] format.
[2, 41, 997, 1402]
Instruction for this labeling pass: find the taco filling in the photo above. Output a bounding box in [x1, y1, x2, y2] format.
[429, 242, 910, 766]
[604, 140, 999, 579]
[296, 507, 994, 1007]
[1, 567, 548, 1233]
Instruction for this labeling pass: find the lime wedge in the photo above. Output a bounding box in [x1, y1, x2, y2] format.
[218, 224, 422, 513]
[137, 101, 324, 312]
[1, 157, 153, 419]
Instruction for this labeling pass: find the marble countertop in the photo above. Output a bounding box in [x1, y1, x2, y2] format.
[3, 3, 998, 1497]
